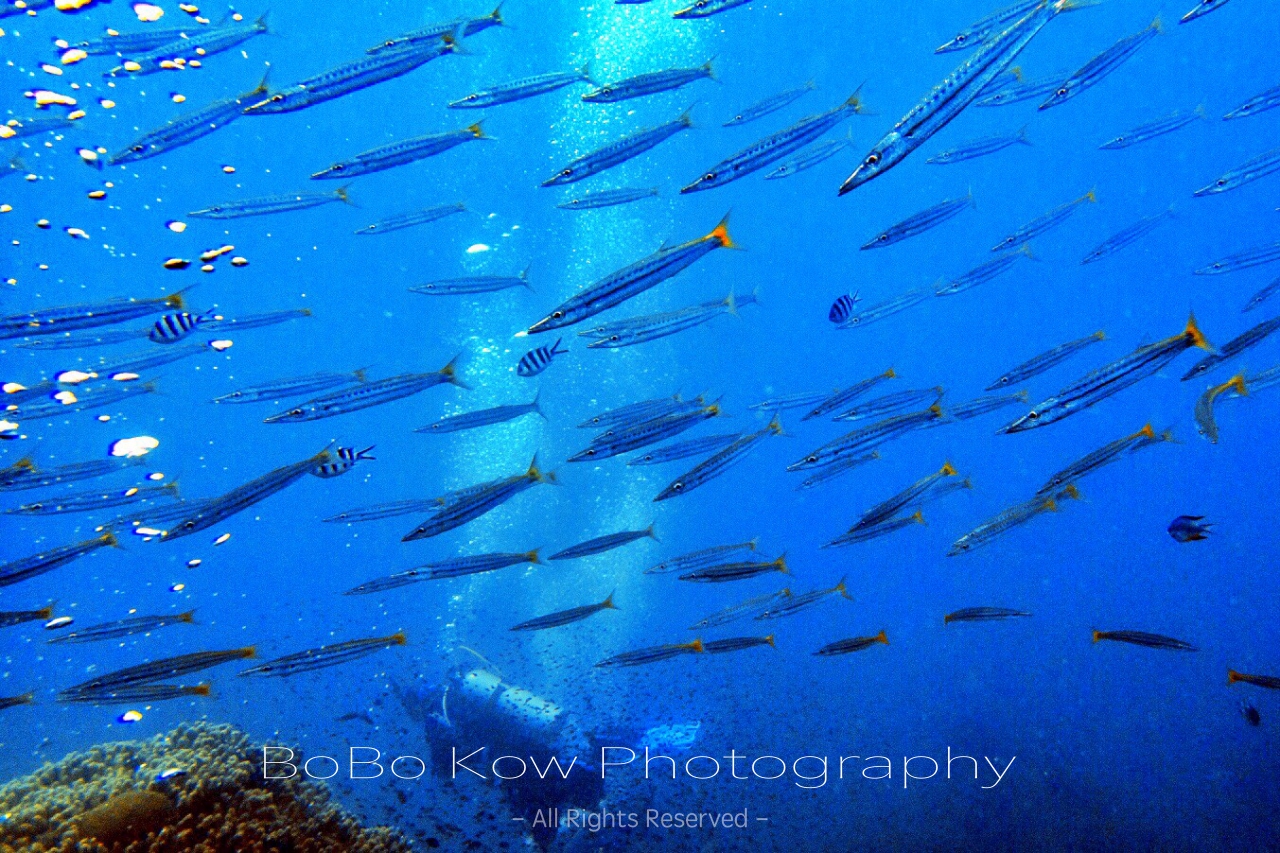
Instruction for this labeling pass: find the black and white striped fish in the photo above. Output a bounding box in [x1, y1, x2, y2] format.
[828, 292, 859, 324]
[312, 446, 376, 479]
[149, 309, 218, 343]
[517, 339, 568, 377]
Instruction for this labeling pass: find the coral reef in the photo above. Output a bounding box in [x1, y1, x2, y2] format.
[0, 721, 411, 852]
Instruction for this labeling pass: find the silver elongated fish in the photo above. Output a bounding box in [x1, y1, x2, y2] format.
[1180, 0, 1231, 23]
[673, 0, 752, 19]
[0, 533, 117, 588]
[1039, 18, 1163, 110]
[69, 24, 203, 55]
[108, 14, 269, 77]
[626, 433, 740, 466]
[7, 481, 177, 515]
[579, 394, 691, 429]
[948, 391, 1029, 420]
[645, 539, 758, 575]
[368, 6, 504, 54]
[0, 457, 143, 492]
[974, 69, 1069, 107]
[1080, 208, 1173, 264]
[945, 607, 1032, 624]
[678, 554, 788, 582]
[47, 611, 195, 644]
[926, 126, 1031, 164]
[213, 370, 366, 404]
[541, 107, 693, 186]
[0, 115, 75, 139]
[571, 404, 723, 462]
[75, 342, 208, 380]
[991, 191, 1096, 252]
[513, 593, 617, 631]
[401, 455, 555, 541]
[451, 65, 593, 108]
[583, 60, 714, 103]
[557, 187, 659, 211]
[763, 133, 854, 179]
[354, 202, 466, 235]
[204, 309, 311, 333]
[750, 391, 831, 413]
[14, 329, 149, 351]
[550, 526, 657, 560]
[688, 589, 789, 630]
[190, 187, 353, 219]
[862, 194, 975, 249]
[324, 498, 445, 524]
[787, 405, 945, 472]
[723, 81, 815, 126]
[0, 289, 189, 340]
[834, 387, 945, 422]
[837, 289, 929, 329]
[754, 577, 852, 620]
[987, 331, 1105, 389]
[1242, 276, 1280, 313]
[415, 393, 544, 434]
[805, 369, 897, 420]
[12, 381, 157, 421]
[1182, 317, 1280, 380]
[1036, 424, 1172, 496]
[596, 640, 704, 668]
[841, 0, 1074, 194]
[1194, 242, 1280, 275]
[313, 124, 489, 179]
[1194, 148, 1280, 197]
[936, 0, 1043, 53]
[263, 357, 464, 423]
[655, 417, 783, 501]
[1099, 109, 1203, 150]
[1224, 83, 1280, 120]
[1194, 376, 1246, 444]
[59, 647, 255, 700]
[239, 633, 407, 677]
[947, 486, 1078, 556]
[847, 463, 958, 530]
[110, 74, 269, 165]
[585, 291, 757, 348]
[409, 268, 531, 295]
[796, 451, 880, 490]
[344, 551, 541, 591]
[936, 246, 1033, 295]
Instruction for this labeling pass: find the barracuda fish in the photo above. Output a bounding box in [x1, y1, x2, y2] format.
[346, 551, 541, 592]
[1183, 318, 1280, 380]
[263, 357, 464, 423]
[69, 23, 203, 55]
[645, 539, 758, 575]
[754, 578, 851, 620]
[839, 290, 931, 331]
[674, 0, 752, 18]
[936, 0, 1042, 53]
[655, 417, 784, 501]
[354, 202, 467, 235]
[513, 592, 618, 631]
[557, 187, 658, 210]
[206, 308, 312, 333]
[1036, 424, 1172, 496]
[7, 481, 178, 515]
[58, 647, 255, 700]
[71, 342, 207, 381]
[107, 14, 268, 77]
[992, 191, 1096, 252]
[0, 457, 142, 492]
[12, 381, 158, 421]
[723, 81, 815, 126]
[409, 268, 531, 296]
[550, 526, 657, 560]
[702, 636, 775, 654]
[974, 69, 1070, 107]
[814, 631, 889, 656]
[541, 107, 693, 186]
[245, 33, 462, 115]
[1081, 208, 1174, 264]
[1194, 242, 1280, 275]
[324, 498, 445, 524]
[936, 246, 1033, 295]
[47, 611, 195, 644]
[627, 433, 740, 466]
[834, 387, 944, 422]
[58, 684, 211, 705]
[0, 289, 190, 340]
[1099, 109, 1204, 150]
[0, 458, 36, 489]
[585, 291, 757, 349]
[681, 92, 869, 193]
[1194, 375, 1247, 444]
[689, 590, 788, 630]
[583, 60, 714, 103]
[1, 115, 76, 140]
[1040, 18, 1164, 110]
[416, 394, 544, 434]
[213, 370, 367, 404]
[451, 65, 593, 108]
[841, 0, 1074, 194]
[824, 511, 927, 547]
[1193, 147, 1280, 196]
[0, 532, 113, 584]
[596, 639, 703, 668]
[109, 74, 269, 165]
[1243, 276, 1280, 313]
[751, 391, 831, 413]
[312, 123, 489, 179]
[1181, 0, 1231, 23]
[367, 6, 504, 53]
[240, 634, 407, 678]
[763, 133, 853, 179]
[945, 606, 1032, 624]
[0, 605, 53, 628]
[848, 463, 958, 531]
[947, 485, 1079, 556]
[1224, 83, 1280, 120]
[950, 391, 1030, 421]
[804, 369, 897, 420]
[983, 333, 1105, 389]
[579, 394, 691, 429]
[570, 404, 724, 462]
[1228, 670, 1280, 689]
[787, 405, 945, 472]
[525, 215, 735, 334]
[1091, 630, 1197, 651]
[862, 194, 975, 249]
[1002, 315, 1214, 433]
[401, 455, 556, 541]
[102, 498, 212, 533]
[189, 187, 353, 219]
[927, 127, 1031, 164]
[14, 329, 150, 351]
[796, 451, 880, 490]
[161, 448, 332, 541]
[679, 554, 788, 582]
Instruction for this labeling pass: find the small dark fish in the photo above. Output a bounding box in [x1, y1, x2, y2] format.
[944, 607, 1031, 624]
[814, 631, 889, 656]
[1091, 630, 1197, 652]
[550, 526, 656, 560]
[0, 605, 54, 629]
[828, 293, 860, 324]
[1167, 515, 1212, 542]
[337, 710, 376, 725]
[702, 635, 775, 654]
[311, 446, 376, 479]
[679, 554, 788, 583]
[0, 533, 117, 588]
[0, 692, 35, 711]
[1229, 670, 1280, 690]
[596, 639, 704, 668]
[60, 684, 212, 705]
[511, 592, 617, 631]
[517, 339, 568, 377]
[239, 633, 407, 677]
[1240, 699, 1262, 726]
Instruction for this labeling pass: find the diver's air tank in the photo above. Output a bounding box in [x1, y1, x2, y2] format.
[453, 669, 565, 750]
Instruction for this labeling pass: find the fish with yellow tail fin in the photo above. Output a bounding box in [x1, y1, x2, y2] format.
[848, 463, 958, 531]
[679, 553, 789, 582]
[1036, 423, 1175, 495]
[1194, 374, 1247, 443]
[312, 123, 490, 180]
[948, 485, 1080, 556]
[402, 454, 557, 541]
[1091, 629, 1196, 651]
[511, 592, 618, 631]
[702, 635, 776, 654]
[0, 533, 118, 588]
[991, 190, 1097, 252]
[239, 633, 407, 678]
[754, 577, 852, 620]
[814, 630, 888, 656]
[1228, 670, 1280, 690]
[1183, 316, 1280, 380]
[596, 639, 704, 668]
[655, 416, 784, 501]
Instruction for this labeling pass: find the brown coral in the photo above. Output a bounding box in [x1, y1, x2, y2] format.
[0, 722, 411, 853]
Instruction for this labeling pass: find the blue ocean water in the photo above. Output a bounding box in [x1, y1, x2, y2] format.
[1, 0, 1278, 849]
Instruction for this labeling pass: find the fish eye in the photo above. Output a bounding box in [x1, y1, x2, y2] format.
[806, 456, 817, 464]
[271, 94, 284, 102]
[289, 408, 303, 416]
[1056, 87, 1068, 96]
[384, 40, 396, 47]
[704, 172, 715, 181]
[672, 482, 684, 491]
[561, 169, 572, 177]
[601, 87, 612, 95]
[610, 335, 619, 341]
[131, 144, 145, 152]
[877, 234, 888, 242]
[1216, 179, 1227, 187]
[552, 311, 564, 319]
[956, 34, 966, 43]
[466, 94, 477, 100]
[1027, 411, 1039, 420]
[332, 164, 345, 171]
[866, 153, 879, 165]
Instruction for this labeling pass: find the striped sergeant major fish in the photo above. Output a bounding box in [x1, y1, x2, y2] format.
[582, 59, 715, 104]
[311, 446, 376, 479]
[1081, 208, 1174, 264]
[57, 647, 255, 701]
[110, 73, 270, 165]
[263, 357, 465, 423]
[763, 132, 854, 179]
[213, 369, 368, 404]
[541, 107, 694, 186]
[550, 526, 657, 560]
[991, 191, 1096, 252]
[416, 393, 545, 434]
[1039, 18, 1163, 110]
[828, 293, 860, 324]
[1183, 317, 1280, 380]
[841, 0, 1077, 195]
[935, 0, 1042, 53]
[1091, 630, 1197, 652]
[355, 202, 467, 235]
[190, 187, 354, 219]
[238, 633, 407, 677]
[245, 31, 463, 115]
[1193, 148, 1280, 197]
[947, 486, 1079, 556]
[48, 611, 196, 644]
[723, 81, 815, 127]
[655, 417, 785, 501]
[596, 639, 704, 668]
[525, 215, 736, 334]
[312, 123, 490, 179]
[367, 5, 505, 53]
[926, 126, 1032, 164]
[0, 288, 191, 340]
[862, 193, 975, 249]
[511, 592, 618, 631]
[161, 448, 334, 540]
[682, 92, 870, 193]
[517, 340, 568, 377]
[814, 631, 889, 656]
[1194, 375, 1246, 444]
[450, 65, 594, 109]
[1098, 108, 1204, 150]
[149, 309, 218, 343]
[1223, 83, 1280, 120]
[944, 607, 1031, 624]
[557, 187, 660, 211]
[107, 13, 269, 77]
